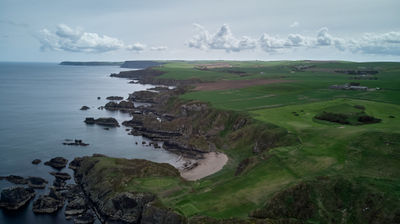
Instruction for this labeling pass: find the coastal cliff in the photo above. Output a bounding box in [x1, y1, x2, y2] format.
[71, 155, 185, 224]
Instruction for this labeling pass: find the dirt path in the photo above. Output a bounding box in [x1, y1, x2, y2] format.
[194, 79, 291, 91]
[180, 152, 228, 181]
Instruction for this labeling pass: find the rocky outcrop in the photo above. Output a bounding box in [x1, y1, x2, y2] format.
[128, 91, 158, 103]
[0, 175, 28, 184]
[148, 86, 170, 92]
[72, 155, 185, 224]
[162, 140, 205, 159]
[80, 106, 90, 110]
[32, 159, 41, 165]
[84, 117, 120, 127]
[104, 100, 135, 111]
[65, 197, 87, 216]
[44, 157, 68, 170]
[27, 177, 48, 189]
[106, 96, 124, 100]
[69, 158, 83, 170]
[74, 212, 95, 224]
[50, 172, 71, 180]
[63, 139, 89, 146]
[53, 178, 67, 191]
[100, 192, 155, 223]
[0, 186, 35, 210]
[33, 188, 65, 213]
[62, 184, 84, 202]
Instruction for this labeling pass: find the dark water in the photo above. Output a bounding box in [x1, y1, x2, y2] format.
[0, 62, 181, 223]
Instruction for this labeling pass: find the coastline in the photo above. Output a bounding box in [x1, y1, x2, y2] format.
[111, 67, 230, 180]
[180, 152, 228, 181]
[0, 63, 188, 224]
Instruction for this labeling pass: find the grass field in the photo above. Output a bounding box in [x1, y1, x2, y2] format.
[156, 61, 400, 220]
[95, 61, 400, 222]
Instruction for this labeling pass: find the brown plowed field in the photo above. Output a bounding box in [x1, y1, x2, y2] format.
[194, 79, 292, 91]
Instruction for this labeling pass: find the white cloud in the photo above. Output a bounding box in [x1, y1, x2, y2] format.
[38, 24, 168, 54]
[126, 42, 146, 52]
[289, 21, 299, 28]
[150, 46, 168, 51]
[188, 24, 400, 56]
[39, 24, 124, 53]
[349, 31, 400, 55]
[188, 23, 257, 52]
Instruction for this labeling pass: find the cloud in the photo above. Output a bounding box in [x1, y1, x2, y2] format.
[150, 46, 168, 51]
[188, 23, 257, 52]
[127, 43, 146, 52]
[289, 21, 299, 28]
[38, 24, 124, 53]
[349, 31, 400, 55]
[188, 24, 400, 56]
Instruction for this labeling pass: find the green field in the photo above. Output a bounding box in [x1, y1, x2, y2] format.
[158, 61, 400, 222]
[95, 61, 400, 223]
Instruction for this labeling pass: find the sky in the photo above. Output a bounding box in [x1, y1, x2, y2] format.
[1, 0, 400, 62]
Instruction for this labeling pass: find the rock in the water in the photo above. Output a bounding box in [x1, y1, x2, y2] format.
[27, 177, 48, 189]
[74, 212, 95, 224]
[65, 197, 86, 216]
[32, 188, 64, 214]
[84, 117, 120, 127]
[62, 139, 89, 146]
[50, 172, 71, 180]
[0, 186, 35, 210]
[80, 106, 90, 110]
[104, 100, 135, 111]
[97, 97, 101, 100]
[44, 157, 68, 170]
[0, 175, 28, 185]
[106, 96, 123, 101]
[53, 178, 66, 191]
[32, 159, 41, 165]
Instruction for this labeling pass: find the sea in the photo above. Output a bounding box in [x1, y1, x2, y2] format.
[0, 62, 181, 223]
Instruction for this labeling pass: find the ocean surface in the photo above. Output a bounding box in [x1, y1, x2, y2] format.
[0, 62, 181, 223]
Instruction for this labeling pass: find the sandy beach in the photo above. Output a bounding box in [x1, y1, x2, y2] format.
[180, 152, 228, 181]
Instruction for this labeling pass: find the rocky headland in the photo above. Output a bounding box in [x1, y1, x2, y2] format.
[70, 155, 185, 224]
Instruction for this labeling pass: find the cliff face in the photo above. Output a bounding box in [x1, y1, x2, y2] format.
[71, 155, 185, 224]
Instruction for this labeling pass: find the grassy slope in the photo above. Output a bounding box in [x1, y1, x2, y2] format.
[103, 61, 400, 222]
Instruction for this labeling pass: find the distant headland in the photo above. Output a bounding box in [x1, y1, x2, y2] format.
[59, 61, 123, 66]
[60, 60, 164, 69]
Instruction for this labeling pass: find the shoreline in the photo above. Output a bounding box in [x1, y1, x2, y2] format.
[112, 68, 230, 180]
[179, 152, 228, 181]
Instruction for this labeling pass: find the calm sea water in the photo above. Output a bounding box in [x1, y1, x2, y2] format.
[0, 62, 180, 223]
